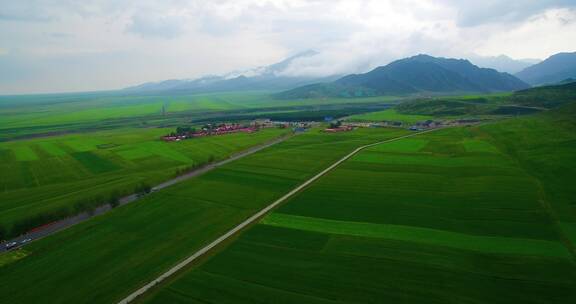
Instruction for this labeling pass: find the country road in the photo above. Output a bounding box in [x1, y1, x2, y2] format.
[0, 133, 293, 253]
[118, 128, 443, 304]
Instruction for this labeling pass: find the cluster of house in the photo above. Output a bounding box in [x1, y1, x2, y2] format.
[324, 125, 354, 133]
[161, 116, 485, 142]
[161, 123, 257, 142]
[161, 119, 318, 142]
[250, 119, 275, 128]
[338, 118, 484, 132]
[409, 119, 483, 131]
[409, 120, 442, 131]
[252, 119, 318, 132]
[325, 120, 405, 132]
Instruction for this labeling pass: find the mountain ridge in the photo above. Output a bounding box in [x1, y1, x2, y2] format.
[276, 54, 530, 99]
[469, 55, 540, 74]
[515, 52, 576, 85]
[123, 50, 339, 95]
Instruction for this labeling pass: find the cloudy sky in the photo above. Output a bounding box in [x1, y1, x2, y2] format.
[1, 0, 576, 94]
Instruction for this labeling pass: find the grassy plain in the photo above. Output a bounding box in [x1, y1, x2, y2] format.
[0, 127, 288, 238]
[143, 107, 576, 304]
[347, 108, 433, 123]
[0, 91, 399, 140]
[0, 127, 408, 304]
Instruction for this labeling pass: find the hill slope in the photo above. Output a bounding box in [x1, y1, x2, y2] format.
[509, 81, 576, 108]
[393, 82, 576, 117]
[515, 52, 576, 85]
[277, 55, 529, 99]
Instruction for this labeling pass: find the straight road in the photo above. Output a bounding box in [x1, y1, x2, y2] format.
[0, 133, 293, 253]
[118, 128, 443, 304]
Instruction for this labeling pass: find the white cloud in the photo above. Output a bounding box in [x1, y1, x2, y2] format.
[0, 0, 575, 93]
[442, 0, 576, 26]
[126, 13, 187, 39]
[473, 8, 576, 58]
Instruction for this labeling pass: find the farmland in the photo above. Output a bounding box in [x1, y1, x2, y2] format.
[347, 108, 433, 123]
[5, 4, 576, 303]
[0, 127, 409, 304]
[0, 91, 399, 140]
[1, 88, 575, 304]
[0, 127, 288, 239]
[141, 106, 576, 303]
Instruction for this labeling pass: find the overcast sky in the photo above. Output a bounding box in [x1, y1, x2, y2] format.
[1, 0, 576, 94]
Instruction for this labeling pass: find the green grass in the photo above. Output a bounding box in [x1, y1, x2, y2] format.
[142, 108, 576, 304]
[0, 250, 29, 268]
[347, 108, 433, 123]
[38, 142, 67, 156]
[480, 102, 576, 243]
[509, 82, 576, 108]
[367, 138, 429, 152]
[462, 139, 500, 153]
[262, 213, 569, 258]
[11, 146, 39, 161]
[0, 127, 288, 238]
[71, 152, 121, 174]
[3, 86, 575, 303]
[393, 93, 544, 118]
[0, 127, 408, 304]
[0, 91, 400, 140]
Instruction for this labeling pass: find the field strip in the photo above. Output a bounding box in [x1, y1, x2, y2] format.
[262, 213, 570, 258]
[118, 128, 442, 304]
[150, 134, 293, 191]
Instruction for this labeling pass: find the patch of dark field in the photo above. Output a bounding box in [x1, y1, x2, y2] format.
[148, 226, 576, 304]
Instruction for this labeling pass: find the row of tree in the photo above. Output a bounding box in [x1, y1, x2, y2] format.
[173, 155, 217, 177]
[1, 182, 152, 242]
[328, 120, 342, 129]
[173, 123, 247, 136]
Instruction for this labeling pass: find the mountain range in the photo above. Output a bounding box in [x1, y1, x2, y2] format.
[514, 52, 576, 85]
[468, 55, 540, 74]
[125, 51, 576, 98]
[276, 55, 530, 99]
[124, 50, 339, 94]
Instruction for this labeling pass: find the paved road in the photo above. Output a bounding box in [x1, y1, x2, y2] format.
[118, 128, 443, 304]
[0, 134, 293, 253]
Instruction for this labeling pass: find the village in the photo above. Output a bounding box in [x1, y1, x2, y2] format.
[161, 117, 485, 141]
[161, 119, 317, 142]
[323, 118, 485, 133]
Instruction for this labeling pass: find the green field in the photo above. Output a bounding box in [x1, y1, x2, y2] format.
[0, 91, 399, 140]
[347, 108, 433, 123]
[2, 86, 575, 304]
[0, 127, 409, 304]
[0, 127, 288, 238]
[142, 107, 576, 303]
[0, 89, 401, 238]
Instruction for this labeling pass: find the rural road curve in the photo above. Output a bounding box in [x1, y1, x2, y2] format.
[118, 128, 443, 304]
[0, 133, 292, 253]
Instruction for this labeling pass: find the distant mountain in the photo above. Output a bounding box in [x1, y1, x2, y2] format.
[276, 54, 530, 99]
[469, 55, 540, 74]
[515, 52, 576, 85]
[557, 78, 576, 85]
[124, 50, 339, 94]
